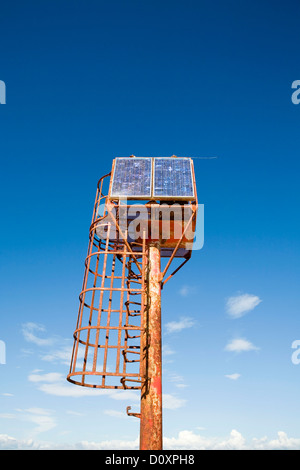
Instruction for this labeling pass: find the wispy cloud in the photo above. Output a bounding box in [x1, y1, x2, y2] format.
[28, 371, 139, 402]
[162, 344, 176, 364]
[21, 323, 75, 366]
[168, 373, 188, 389]
[28, 372, 64, 384]
[225, 373, 241, 380]
[0, 407, 57, 435]
[66, 410, 83, 416]
[162, 344, 175, 356]
[21, 323, 56, 347]
[104, 409, 127, 419]
[179, 286, 189, 297]
[28, 371, 113, 398]
[162, 394, 187, 410]
[179, 285, 197, 297]
[21, 408, 57, 434]
[40, 344, 73, 365]
[0, 413, 16, 419]
[28, 370, 186, 413]
[164, 316, 195, 334]
[225, 338, 259, 353]
[226, 293, 262, 319]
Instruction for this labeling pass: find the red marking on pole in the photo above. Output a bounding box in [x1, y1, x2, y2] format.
[152, 377, 162, 395]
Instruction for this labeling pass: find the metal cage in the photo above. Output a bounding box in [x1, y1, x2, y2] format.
[67, 156, 199, 450]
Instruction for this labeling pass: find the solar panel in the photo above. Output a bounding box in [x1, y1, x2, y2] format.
[153, 158, 194, 198]
[110, 157, 195, 199]
[110, 157, 152, 198]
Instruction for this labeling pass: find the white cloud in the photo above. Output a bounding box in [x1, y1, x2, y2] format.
[165, 317, 195, 334]
[225, 373, 241, 380]
[255, 431, 300, 450]
[162, 344, 176, 363]
[226, 293, 262, 319]
[104, 410, 127, 419]
[165, 429, 244, 450]
[164, 429, 300, 450]
[28, 372, 63, 383]
[28, 371, 139, 402]
[179, 285, 197, 297]
[0, 434, 39, 450]
[21, 408, 57, 434]
[66, 410, 83, 416]
[162, 344, 175, 356]
[1, 430, 300, 450]
[217, 429, 246, 450]
[163, 429, 216, 450]
[167, 373, 188, 389]
[0, 413, 16, 419]
[29, 372, 186, 412]
[109, 390, 140, 402]
[162, 394, 186, 410]
[21, 323, 56, 347]
[21, 323, 74, 367]
[40, 345, 73, 365]
[0, 408, 57, 436]
[28, 372, 110, 397]
[225, 338, 259, 353]
[77, 437, 139, 450]
[179, 286, 190, 297]
[164, 429, 243, 450]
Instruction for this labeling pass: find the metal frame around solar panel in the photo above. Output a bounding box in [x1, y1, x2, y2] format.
[109, 157, 196, 201]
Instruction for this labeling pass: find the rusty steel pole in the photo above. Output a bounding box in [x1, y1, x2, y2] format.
[140, 241, 163, 450]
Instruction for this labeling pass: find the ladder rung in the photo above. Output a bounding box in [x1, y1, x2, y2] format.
[122, 349, 141, 363]
[125, 333, 140, 339]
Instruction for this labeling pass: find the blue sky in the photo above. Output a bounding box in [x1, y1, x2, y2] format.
[1, 0, 300, 449]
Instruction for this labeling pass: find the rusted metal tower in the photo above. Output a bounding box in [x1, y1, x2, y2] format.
[67, 156, 198, 450]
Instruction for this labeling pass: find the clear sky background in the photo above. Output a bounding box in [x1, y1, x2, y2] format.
[1, 0, 300, 450]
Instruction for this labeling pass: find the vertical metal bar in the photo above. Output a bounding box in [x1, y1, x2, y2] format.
[92, 224, 111, 373]
[102, 253, 116, 386]
[81, 239, 102, 384]
[140, 241, 163, 450]
[122, 266, 131, 380]
[139, 234, 146, 381]
[116, 238, 127, 373]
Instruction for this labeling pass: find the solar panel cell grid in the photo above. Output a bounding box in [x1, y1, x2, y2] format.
[110, 158, 152, 198]
[110, 157, 194, 199]
[153, 158, 194, 198]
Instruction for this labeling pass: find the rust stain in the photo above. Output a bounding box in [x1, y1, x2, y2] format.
[139, 242, 163, 450]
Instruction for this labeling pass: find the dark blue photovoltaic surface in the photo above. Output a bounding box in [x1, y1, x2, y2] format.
[111, 157, 194, 198]
[111, 158, 152, 197]
[153, 158, 194, 198]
